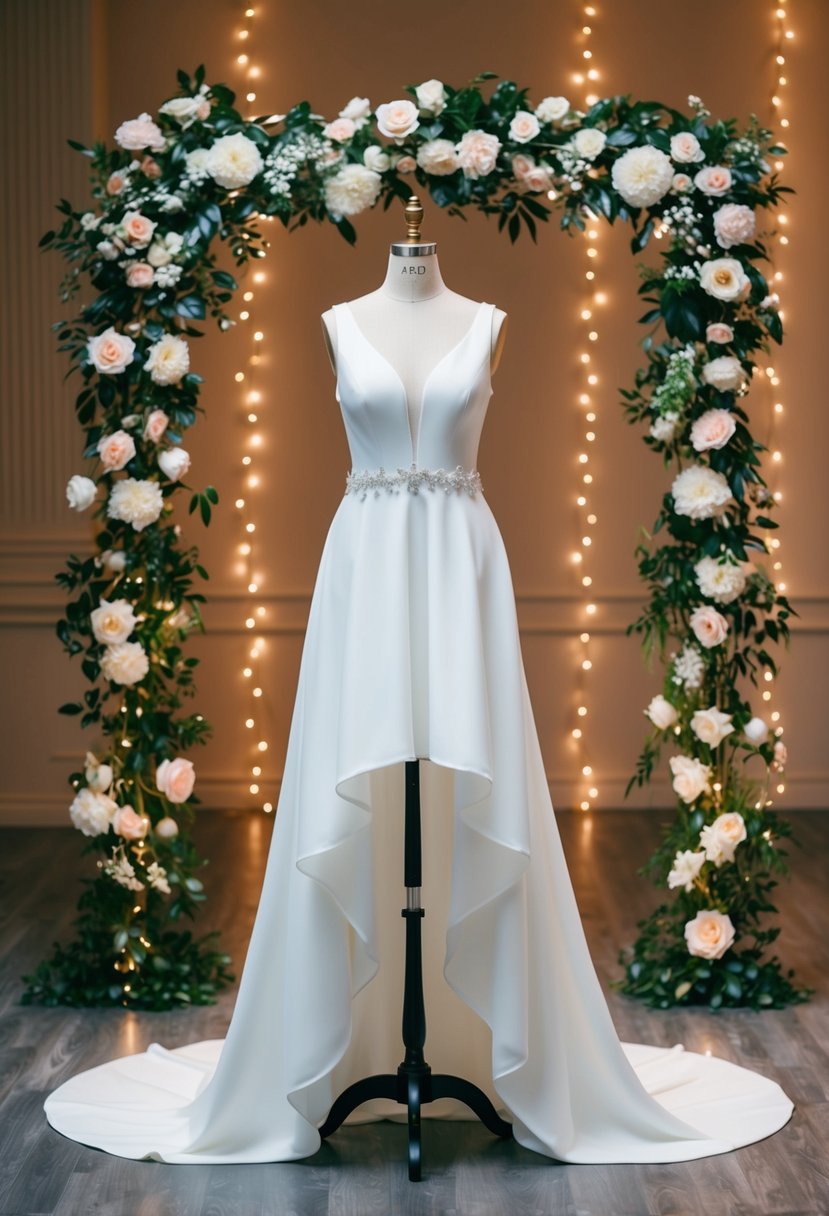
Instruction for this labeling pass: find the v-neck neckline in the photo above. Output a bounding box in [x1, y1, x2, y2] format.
[341, 299, 488, 462]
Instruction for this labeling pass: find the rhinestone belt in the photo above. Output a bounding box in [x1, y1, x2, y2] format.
[345, 463, 483, 500]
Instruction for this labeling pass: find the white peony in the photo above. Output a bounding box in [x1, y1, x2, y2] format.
[700, 812, 747, 866]
[145, 334, 190, 385]
[670, 754, 712, 803]
[701, 355, 746, 392]
[415, 79, 447, 115]
[535, 96, 570, 123]
[205, 132, 263, 189]
[69, 787, 118, 836]
[669, 132, 705, 163]
[672, 464, 732, 519]
[668, 849, 706, 892]
[684, 909, 735, 959]
[699, 257, 750, 302]
[455, 130, 502, 179]
[66, 474, 97, 511]
[611, 145, 674, 208]
[573, 127, 607, 160]
[416, 139, 459, 176]
[363, 146, 391, 173]
[694, 554, 748, 604]
[100, 640, 150, 686]
[87, 327, 136, 375]
[158, 447, 191, 481]
[691, 706, 735, 748]
[107, 477, 164, 531]
[713, 203, 757, 250]
[744, 716, 770, 744]
[324, 164, 382, 217]
[184, 146, 211, 179]
[91, 597, 137, 645]
[646, 694, 679, 730]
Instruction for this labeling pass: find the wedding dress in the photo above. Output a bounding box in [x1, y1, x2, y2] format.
[43, 298, 793, 1164]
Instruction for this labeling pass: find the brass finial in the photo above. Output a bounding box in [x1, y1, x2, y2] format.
[403, 195, 423, 243]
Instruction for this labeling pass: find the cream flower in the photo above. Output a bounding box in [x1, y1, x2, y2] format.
[689, 604, 729, 648]
[112, 805, 151, 840]
[99, 549, 126, 572]
[69, 788, 118, 837]
[205, 132, 263, 189]
[510, 111, 541, 144]
[646, 694, 679, 730]
[417, 139, 459, 176]
[670, 132, 705, 163]
[691, 706, 735, 748]
[684, 909, 735, 959]
[701, 355, 746, 392]
[91, 597, 137, 645]
[87, 327, 136, 375]
[668, 849, 706, 892]
[694, 554, 748, 604]
[159, 96, 203, 127]
[649, 411, 680, 443]
[66, 474, 97, 511]
[114, 112, 165, 152]
[535, 96, 569, 123]
[700, 812, 747, 865]
[324, 164, 382, 217]
[573, 127, 607, 160]
[363, 146, 391, 173]
[323, 117, 355, 142]
[155, 816, 180, 839]
[143, 408, 170, 442]
[107, 477, 164, 531]
[158, 447, 191, 481]
[670, 754, 712, 803]
[672, 464, 732, 519]
[699, 257, 749, 301]
[690, 408, 737, 452]
[102, 845, 144, 891]
[145, 334, 190, 385]
[456, 130, 502, 179]
[339, 96, 372, 123]
[375, 99, 419, 140]
[694, 165, 733, 196]
[101, 640, 150, 685]
[706, 322, 734, 344]
[415, 79, 447, 115]
[97, 430, 136, 472]
[84, 754, 114, 792]
[156, 756, 196, 803]
[744, 716, 770, 744]
[714, 203, 756, 250]
[611, 145, 674, 208]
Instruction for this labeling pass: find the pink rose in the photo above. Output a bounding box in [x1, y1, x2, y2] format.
[694, 165, 732, 196]
[122, 211, 156, 247]
[114, 112, 165, 152]
[690, 408, 737, 452]
[140, 155, 162, 179]
[456, 130, 502, 179]
[396, 155, 416, 173]
[126, 261, 154, 289]
[87, 327, 136, 375]
[112, 805, 150, 840]
[523, 165, 553, 192]
[684, 910, 735, 959]
[143, 408, 169, 443]
[323, 117, 356, 142]
[106, 171, 128, 196]
[196, 98, 211, 121]
[671, 173, 692, 192]
[689, 604, 729, 648]
[375, 99, 419, 140]
[509, 110, 541, 144]
[511, 153, 535, 180]
[670, 132, 704, 163]
[714, 203, 756, 250]
[156, 756, 196, 803]
[97, 429, 136, 471]
[706, 322, 734, 345]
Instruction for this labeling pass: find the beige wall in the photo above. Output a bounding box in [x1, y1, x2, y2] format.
[2, 0, 827, 823]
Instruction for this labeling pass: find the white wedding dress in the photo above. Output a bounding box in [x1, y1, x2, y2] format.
[44, 298, 793, 1164]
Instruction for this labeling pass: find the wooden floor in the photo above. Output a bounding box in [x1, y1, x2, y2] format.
[0, 809, 826, 1216]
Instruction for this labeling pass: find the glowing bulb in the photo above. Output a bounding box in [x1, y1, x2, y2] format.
[258, 740, 268, 751]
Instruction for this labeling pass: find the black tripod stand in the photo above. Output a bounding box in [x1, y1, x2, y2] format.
[319, 759, 513, 1180]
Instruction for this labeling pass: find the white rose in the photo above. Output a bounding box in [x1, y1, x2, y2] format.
[87, 327, 136, 375]
[713, 203, 757, 250]
[415, 79, 447, 115]
[694, 165, 733, 196]
[509, 111, 541, 144]
[158, 447, 191, 481]
[91, 597, 137, 645]
[670, 132, 705, 163]
[611, 145, 674, 208]
[96, 239, 120, 260]
[691, 706, 735, 748]
[694, 554, 748, 604]
[668, 849, 706, 892]
[375, 99, 419, 140]
[107, 477, 164, 531]
[649, 411, 680, 442]
[699, 256, 750, 301]
[324, 164, 382, 218]
[672, 465, 732, 519]
[339, 96, 372, 123]
[646, 694, 679, 730]
[205, 132, 263, 189]
[573, 127, 607, 160]
[363, 146, 391, 172]
[416, 139, 459, 176]
[323, 117, 356, 142]
[100, 640, 150, 686]
[114, 113, 165, 152]
[69, 787, 118, 836]
[66, 474, 97, 511]
[159, 96, 202, 127]
[670, 754, 712, 803]
[689, 604, 729, 648]
[145, 334, 190, 385]
[684, 909, 735, 959]
[744, 716, 770, 744]
[700, 812, 747, 866]
[535, 96, 569, 123]
[701, 355, 746, 392]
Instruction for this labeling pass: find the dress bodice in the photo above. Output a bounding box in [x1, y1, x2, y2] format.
[332, 300, 495, 474]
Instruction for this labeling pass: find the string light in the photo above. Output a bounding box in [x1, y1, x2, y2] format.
[231, 5, 275, 812]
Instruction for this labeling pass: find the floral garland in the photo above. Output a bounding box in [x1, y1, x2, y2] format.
[29, 67, 807, 1011]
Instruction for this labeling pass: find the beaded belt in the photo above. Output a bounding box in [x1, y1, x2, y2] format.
[345, 464, 483, 500]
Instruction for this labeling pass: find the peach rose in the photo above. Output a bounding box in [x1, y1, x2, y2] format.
[511, 153, 535, 180]
[97, 429, 136, 472]
[126, 261, 154, 289]
[396, 155, 416, 173]
[113, 805, 151, 840]
[323, 117, 356, 142]
[140, 155, 162, 179]
[694, 165, 732, 196]
[456, 129, 502, 179]
[684, 909, 735, 959]
[156, 756, 196, 803]
[689, 604, 729, 648]
[700, 812, 746, 865]
[121, 211, 157, 248]
[690, 408, 737, 452]
[87, 327, 136, 375]
[706, 322, 734, 345]
[509, 110, 540, 144]
[375, 99, 419, 140]
[523, 165, 553, 192]
[143, 408, 169, 443]
[670, 132, 704, 163]
[671, 173, 692, 192]
[106, 171, 128, 196]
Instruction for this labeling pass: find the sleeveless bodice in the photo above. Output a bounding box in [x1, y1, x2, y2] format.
[332, 300, 494, 475]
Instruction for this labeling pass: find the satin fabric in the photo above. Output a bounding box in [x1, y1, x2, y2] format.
[43, 299, 793, 1163]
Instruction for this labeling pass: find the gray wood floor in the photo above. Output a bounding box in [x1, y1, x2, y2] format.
[1, 809, 826, 1216]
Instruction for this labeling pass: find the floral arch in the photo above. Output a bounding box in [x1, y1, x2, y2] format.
[26, 68, 809, 1012]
